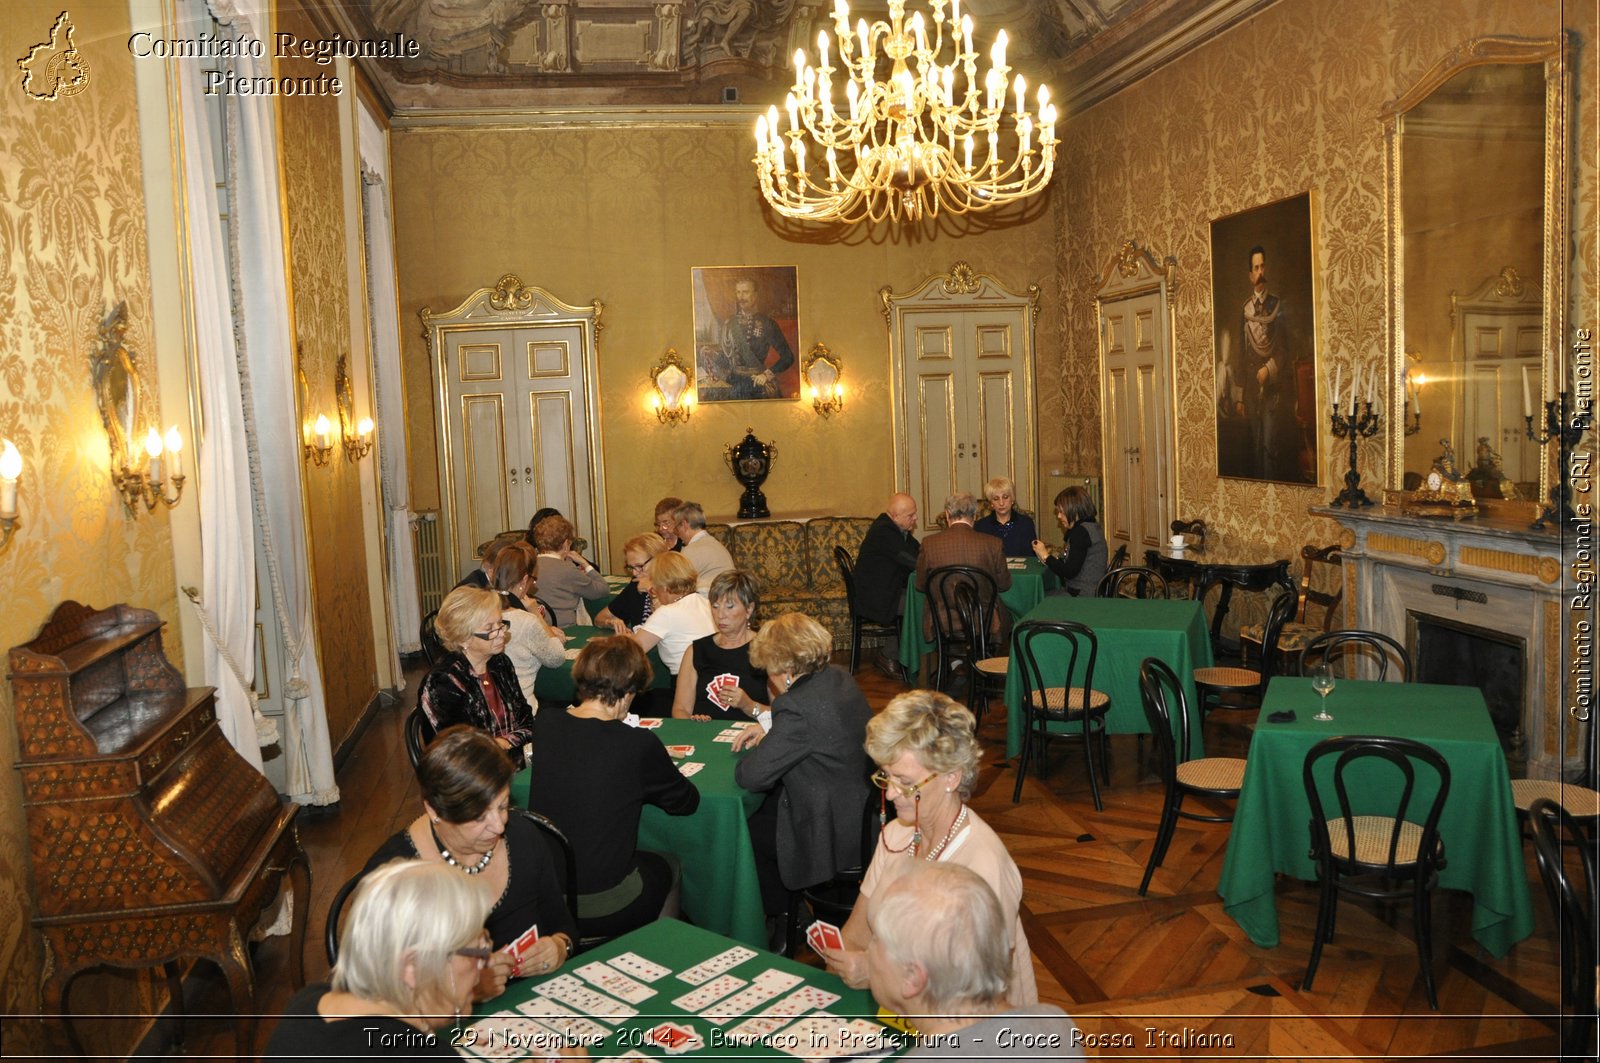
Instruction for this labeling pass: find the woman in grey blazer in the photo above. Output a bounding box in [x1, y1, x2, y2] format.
[733, 613, 872, 946]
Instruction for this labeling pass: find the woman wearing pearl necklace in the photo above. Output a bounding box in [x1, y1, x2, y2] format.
[813, 690, 1039, 1007]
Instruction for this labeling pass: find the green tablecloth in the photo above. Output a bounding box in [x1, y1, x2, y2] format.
[533, 625, 672, 704]
[898, 558, 1057, 677]
[1216, 678, 1533, 957]
[1001, 597, 1214, 759]
[472, 919, 899, 1059]
[513, 719, 767, 949]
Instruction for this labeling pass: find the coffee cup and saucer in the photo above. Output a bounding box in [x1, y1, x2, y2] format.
[1169, 534, 1187, 552]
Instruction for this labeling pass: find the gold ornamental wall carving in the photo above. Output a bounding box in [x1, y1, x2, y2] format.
[1458, 546, 1563, 584]
[1368, 532, 1447, 567]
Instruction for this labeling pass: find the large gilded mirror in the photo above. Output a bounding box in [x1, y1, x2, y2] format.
[1383, 36, 1570, 505]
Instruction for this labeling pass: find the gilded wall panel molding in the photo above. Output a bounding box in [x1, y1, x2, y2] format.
[1368, 532, 1447, 567]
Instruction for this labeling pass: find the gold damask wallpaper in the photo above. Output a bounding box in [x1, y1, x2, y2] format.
[390, 123, 1059, 567]
[0, 0, 181, 1051]
[1044, 0, 1593, 572]
[277, 2, 379, 745]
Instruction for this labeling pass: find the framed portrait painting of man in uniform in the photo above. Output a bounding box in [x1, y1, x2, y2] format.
[692, 265, 801, 402]
[1210, 192, 1321, 485]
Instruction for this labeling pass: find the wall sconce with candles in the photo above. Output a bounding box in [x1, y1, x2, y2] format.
[648, 348, 694, 426]
[0, 438, 21, 550]
[335, 353, 374, 461]
[802, 342, 845, 417]
[91, 302, 186, 516]
[305, 414, 335, 467]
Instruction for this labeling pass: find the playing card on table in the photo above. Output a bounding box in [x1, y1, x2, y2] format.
[665, 744, 696, 758]
[700, 979, 788, 1024]
[752, 969, 804, 992]
[535, 974, 639, 1021]
[671, 972, 745, 1011]
[514, 996, 614, 1041]
[607, 951, 672, 982]
[725, 1012, 790, 1043]
[766, 984, 840, 1018]
[678, 761, 704, 777]
[713, 728, 743, 743]
[677, 945, 757, 985]
[573, 961, 656, 1004]
[636, 717, 664, 729]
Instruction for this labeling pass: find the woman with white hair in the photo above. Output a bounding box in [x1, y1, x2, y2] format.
[263, 858, 490, 1057]
[815, 689, 1038, 1007]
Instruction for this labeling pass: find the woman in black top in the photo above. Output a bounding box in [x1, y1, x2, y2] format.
[362, 727, 576, 1001]
[420, 587, 536, 767]
[672, 570, 770, 722]
[263, 859, 489, 1058]
[1031, 484, 1109, 597]
[595, 533, 669, 633]
[527, 636, 700, 939]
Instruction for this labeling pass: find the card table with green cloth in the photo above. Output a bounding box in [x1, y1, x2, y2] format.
[1216, 678, 1534, 957]
[513, 718, 767, 949]
[533, 625, 672, 705]
[579, 574, 630, 623]
[1000, 597, 1214, 759]
[470, 919, 901, 1059]
[897, 558, 1058, 677]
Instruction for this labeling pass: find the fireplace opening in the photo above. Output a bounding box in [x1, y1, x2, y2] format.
[1409, 612, 1526, 774]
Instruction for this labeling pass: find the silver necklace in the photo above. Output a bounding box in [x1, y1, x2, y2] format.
[923, 805, 968, 862]
[430, 821, 493, 875]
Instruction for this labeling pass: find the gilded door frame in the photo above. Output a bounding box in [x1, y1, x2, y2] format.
[881, 261, 1041, 521]
[1094, 240, 1179, 546]
[421, 274, 609, 572]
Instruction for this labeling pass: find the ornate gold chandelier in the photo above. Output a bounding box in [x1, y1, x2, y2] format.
[754, 0, 1058, 224]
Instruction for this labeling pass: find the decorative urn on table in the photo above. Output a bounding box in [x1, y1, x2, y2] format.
[724, 427, 777, 519]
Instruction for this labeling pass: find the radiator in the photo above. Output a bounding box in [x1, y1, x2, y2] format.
[413, 511, 447, 615]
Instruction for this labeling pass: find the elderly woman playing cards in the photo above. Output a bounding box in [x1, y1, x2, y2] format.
[361, 727, 577, 1001]
[671, 570, 770, 722]
[815, 690, 1039, 1007]
[732, 613, 873, 946]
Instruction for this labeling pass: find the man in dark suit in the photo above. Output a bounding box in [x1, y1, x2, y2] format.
[855, 493, 921, 678]
[916, 492, 1012, 643]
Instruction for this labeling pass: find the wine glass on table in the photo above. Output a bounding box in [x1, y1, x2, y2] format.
[1311, 664, 1335, 721]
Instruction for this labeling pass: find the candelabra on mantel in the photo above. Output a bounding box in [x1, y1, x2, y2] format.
[1328, 363, 1380, 508]
[1525, 390, 1593, 529]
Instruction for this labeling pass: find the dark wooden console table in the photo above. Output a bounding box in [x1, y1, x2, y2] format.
[8, 601, 309, 1055]
[1145, 540, 1294, 653]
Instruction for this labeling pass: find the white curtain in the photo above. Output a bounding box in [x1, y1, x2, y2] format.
[173, 0, 271, 767]
[205, 0, 338, 804]
[357, 105, 423, 660]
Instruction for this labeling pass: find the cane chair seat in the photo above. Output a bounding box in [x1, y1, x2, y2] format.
[1322, 816, 1434, 864]
[1176, 757, 1247, 791]
[1192, 666, 1261, 688]
[1239, 620, 1320, 655]
[1029, 686, 1111, 713]
[975, 656, 1010, 676]
[1511, 779, 1600, 819]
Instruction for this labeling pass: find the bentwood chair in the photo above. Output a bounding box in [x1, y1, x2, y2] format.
[1299, 629, 1411, 682]
[1192, 590, 1296, 717]
[324, 870, 365, 965]
[925, 566, 1001, 695]
[1301, 735, 1451, 1009]
[1136, 658, 1245, 894]
[1011, 620, 1112, 810]
[784, 786, 880, 958]
[420, 608, 447, 666]
[1527, 798, 1598, 1058]
[952, 582, 1008, 725]
[834, 546, 900, 675]
[1096, 566, 1170, 599]
[404, 707, 436, 771]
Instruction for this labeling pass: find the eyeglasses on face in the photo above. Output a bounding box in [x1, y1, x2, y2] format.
[455, 935, 492, 968]
[471, 620, 510, 640]
[870, 768, 939, 799]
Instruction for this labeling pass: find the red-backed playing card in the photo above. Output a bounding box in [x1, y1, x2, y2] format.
[666, 744, 696, 758]
[808, 920, 843, 951]
[506, 923, 539, 959]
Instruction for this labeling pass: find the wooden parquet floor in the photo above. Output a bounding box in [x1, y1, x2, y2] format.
[151, 657, 1573, 1060]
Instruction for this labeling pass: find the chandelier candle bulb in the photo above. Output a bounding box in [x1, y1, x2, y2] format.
[144, 427, 164, 483]
[164, 426, 183, 480]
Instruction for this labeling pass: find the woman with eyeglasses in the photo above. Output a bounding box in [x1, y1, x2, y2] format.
[265, 858, 492, 1056]
[731, 613, 872, 949]
[361, 727, 576, 1008]
[813, 689, 1038, 1007]
[421, 586, 537, 767]
[594, 533, 669, 634]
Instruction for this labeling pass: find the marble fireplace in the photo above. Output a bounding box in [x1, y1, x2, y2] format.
[1314, 505, 1578, 780]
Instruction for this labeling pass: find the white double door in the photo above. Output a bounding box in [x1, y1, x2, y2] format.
[441, 323, 597, 574]
[896, 305, 1035, 530]
[1099, 290, 1172, 556]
